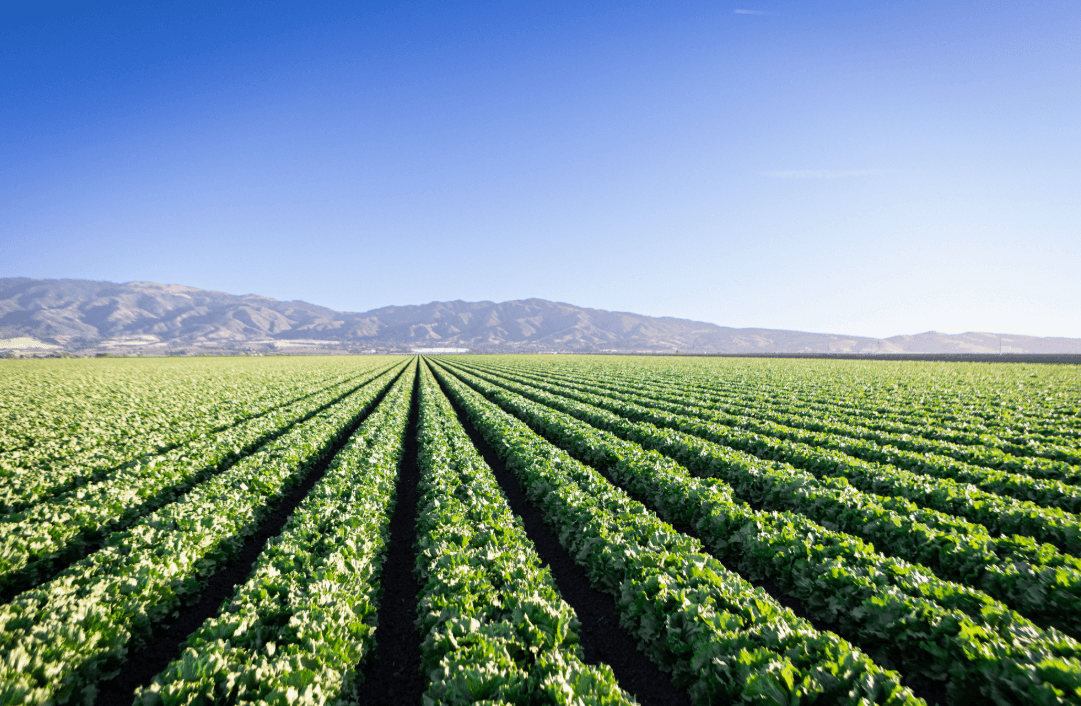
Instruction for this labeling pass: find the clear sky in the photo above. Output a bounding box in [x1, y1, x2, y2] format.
[2, 0, 1078, 339]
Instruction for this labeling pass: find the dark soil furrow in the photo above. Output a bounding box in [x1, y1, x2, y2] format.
[355, 368, 425, 705]
[92, 367, 405, 706]
[0, 365, 405, 606]
[431, 366, 690, 706]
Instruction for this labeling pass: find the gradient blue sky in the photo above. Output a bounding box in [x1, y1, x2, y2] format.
[2, 0, 1078, 338]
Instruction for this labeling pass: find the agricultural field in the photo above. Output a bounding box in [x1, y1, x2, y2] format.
[0, 354, 1079, 705]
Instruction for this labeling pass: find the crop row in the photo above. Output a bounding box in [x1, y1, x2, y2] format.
[495, 358, 1081, 473]
[657, 371, 1080, 451]
[0, 358, 367, 464]
[429, 362, 922, 705]
[445, 361, 1081, 638]
[136, 360, 416, 704]
[0, 363, 403, 705]
[487, 356, 1081, 446]
[687, 376, 1081, 467]
[0, 361, 397, 514]
[707, 361, 1081, 438]
[475, 359, 1081, 487]
[413, 360, 633, 703]
[432, 359, 1081, 704]
[0, 362, 405, 600]
[645, 357, 1081, 434]
[457, 359, 1081, 556]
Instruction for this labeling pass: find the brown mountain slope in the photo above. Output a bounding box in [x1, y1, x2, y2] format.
[1, 278, 1078, 354]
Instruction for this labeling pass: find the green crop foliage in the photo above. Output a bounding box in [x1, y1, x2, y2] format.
[1, 352, 1078, 705]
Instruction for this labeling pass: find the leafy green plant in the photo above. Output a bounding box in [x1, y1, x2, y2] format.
[137, 362, 415, 705]
[435, 361, 1081, 704]
[432, 362, 920, 706]
[414, 361, 633, 704]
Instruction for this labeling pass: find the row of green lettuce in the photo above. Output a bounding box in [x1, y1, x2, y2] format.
[429, 361, 923, 705]
[413, 360, 634, 704]
[0, 361, 406, 705]
[489, 356, 1081, 461]
[613, 356, 1081, 442]
[481, 359, 1081, 494]
[0, 362, 403, 600]
[0, 357, 299, 454]
[433, 359, 1081, 704]
[141, 358, 640, 705]
[0, 360, 396, 514]
[445, 360, 1081, 639]
[134, 360, 416, 705]
[682, 367, 1081, 468]
[0, 357, 380, 479]
[462, 359, 1081, 556]
[683, 370, 1081, 456]
[541, 358, 1081, 469]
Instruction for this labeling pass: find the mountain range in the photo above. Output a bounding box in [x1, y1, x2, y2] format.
[2, 277, 1079, 355]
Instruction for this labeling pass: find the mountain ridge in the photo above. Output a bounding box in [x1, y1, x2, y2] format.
[2, 277, 1079, 355]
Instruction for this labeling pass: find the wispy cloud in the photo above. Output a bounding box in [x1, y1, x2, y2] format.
[763, 169, 889, 179]
[734, 9, 774, 15]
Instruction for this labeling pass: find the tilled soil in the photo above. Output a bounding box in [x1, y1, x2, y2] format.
[355, 371, 426, 704]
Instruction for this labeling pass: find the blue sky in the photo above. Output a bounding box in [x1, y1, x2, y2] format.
[2, 0, 1078, 338]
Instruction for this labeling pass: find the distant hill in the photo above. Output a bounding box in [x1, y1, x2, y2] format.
[2, 277, 1080, 355]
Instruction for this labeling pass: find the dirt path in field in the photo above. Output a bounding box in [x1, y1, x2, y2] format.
[356, 369, 425, 704]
